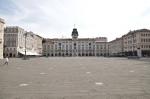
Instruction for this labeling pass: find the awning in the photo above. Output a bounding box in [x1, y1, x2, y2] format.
[18, 48, 41, 56]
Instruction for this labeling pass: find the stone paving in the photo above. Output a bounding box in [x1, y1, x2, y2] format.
[0, 57, 150, 99]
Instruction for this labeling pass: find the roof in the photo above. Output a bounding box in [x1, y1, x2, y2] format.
[109, 37, 122, 43]
[123, 29, 150, 37]
[135, 29, 150, 32]
[44, 38, 95, 41]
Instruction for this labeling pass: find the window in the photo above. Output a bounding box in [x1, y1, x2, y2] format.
[141, 34, 143, 36]
[89, 43, 91, 46]
[43, 45, 46, 50]
[59, 43, 61, 46]
[47, 45, 50, 49]
[141, 39, 143, 42]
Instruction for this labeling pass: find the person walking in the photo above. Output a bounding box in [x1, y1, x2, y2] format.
[4, 57, 9, 65]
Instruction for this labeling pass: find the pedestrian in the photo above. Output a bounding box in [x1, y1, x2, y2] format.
[4, 57, 9, 65]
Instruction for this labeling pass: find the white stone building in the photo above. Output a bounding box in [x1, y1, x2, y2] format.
[0, 18, 5, 59]
[42, 28, 108, 57]
[4, 26, 43, 57]
[25, 31, 43, 55]
[123, 29, 150, 57]
[109, 37, 123, 56]
[4, 26, 26, 57]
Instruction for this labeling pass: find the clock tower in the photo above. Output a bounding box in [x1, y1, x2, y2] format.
[71, 28, 78, 39]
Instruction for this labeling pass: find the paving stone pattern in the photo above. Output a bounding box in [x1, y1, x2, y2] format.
[0, 57, 150, 99]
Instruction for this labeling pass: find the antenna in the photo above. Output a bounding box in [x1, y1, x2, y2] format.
[74, 24, 76, 28]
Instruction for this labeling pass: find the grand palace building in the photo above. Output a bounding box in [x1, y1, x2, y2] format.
[42, 28, 108, 57]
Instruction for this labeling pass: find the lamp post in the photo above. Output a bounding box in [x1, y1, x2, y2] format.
[108, 44, 110, 57]
[24, 32, 27, 59]
[132, 33, 135, 56]
[104, 41, 107, 57]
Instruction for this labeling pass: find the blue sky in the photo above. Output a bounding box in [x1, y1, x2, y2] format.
[1, 0, 150, 41]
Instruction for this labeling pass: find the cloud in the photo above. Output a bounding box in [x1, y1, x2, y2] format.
[0, 0, 150, 41]
[0, 0, 20, 15]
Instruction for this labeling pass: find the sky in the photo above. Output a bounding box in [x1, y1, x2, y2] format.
[1, 0, 150, 41]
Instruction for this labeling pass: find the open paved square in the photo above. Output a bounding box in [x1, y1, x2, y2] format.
[0, 57, 150, 99]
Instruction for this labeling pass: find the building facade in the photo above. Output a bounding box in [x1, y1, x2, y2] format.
[109, 29, 150, 57]
[43, 28, 108, 57]
[123, 29, 150, 57]
[109, 37, 123, 56]
[34, 34, 43, 55]
[4, 26, 43, 57]
[3, 17, 150, 57]
[4, 26, 25, 57]
[0, 18, 5, 59]
[22, 31, 42, 56]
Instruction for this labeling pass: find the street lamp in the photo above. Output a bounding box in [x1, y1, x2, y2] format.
[132, 33, 135, 56]
[24, 32, 27, 59]
[104, 41, 107, 57]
